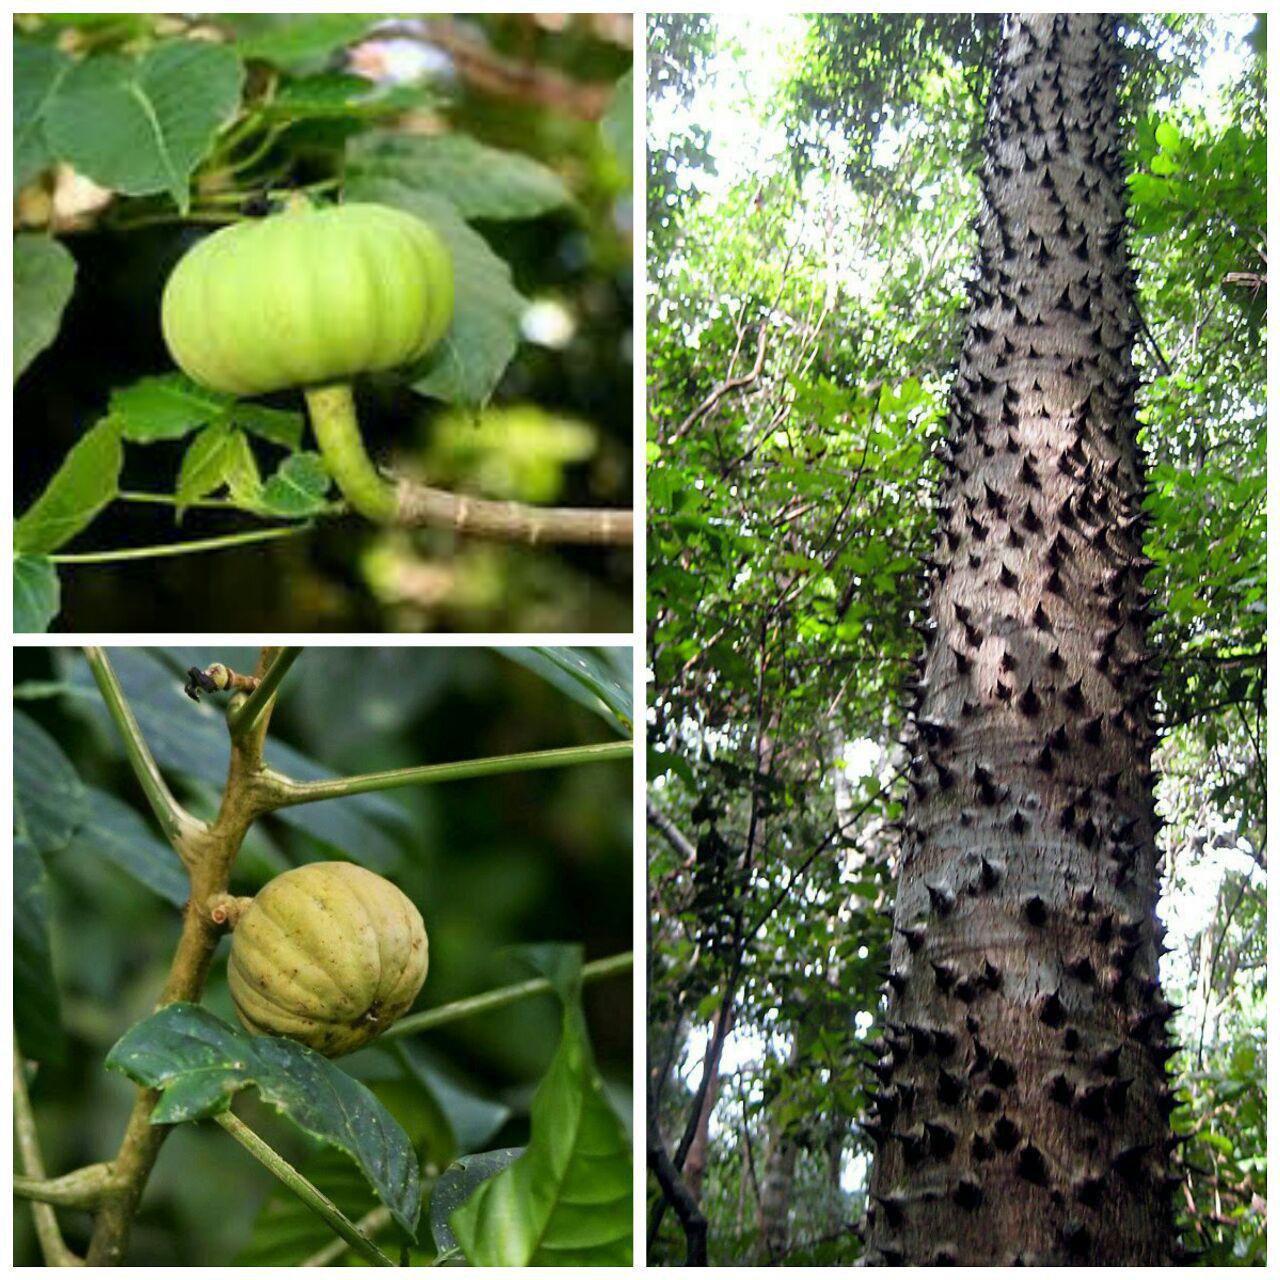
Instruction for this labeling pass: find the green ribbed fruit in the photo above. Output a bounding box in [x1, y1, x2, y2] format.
[228, 861, 428, 1057]
[161, 202, 453, 397]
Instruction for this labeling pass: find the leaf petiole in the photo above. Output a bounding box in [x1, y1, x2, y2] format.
[49, 524, 311, 563]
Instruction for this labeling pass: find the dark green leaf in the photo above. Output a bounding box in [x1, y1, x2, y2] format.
[14, 709, 87, 854]
[14, 234, 76, 381]
[501, 647, 632, 735]
[349, 133, 574, 221]
[343, 176, 527, 406]
[14, 36, 73, 187]
[106, 1003, 421, 1237]
[15, 837, 66, 1063]
[398, 1043, 513, 1155]
[62, 787, 188, 907]
[228, 402, 305, 451]
[431, 1149, 522, 1255]
[259, 451, 332, 516]
[266, 71, 424, 121]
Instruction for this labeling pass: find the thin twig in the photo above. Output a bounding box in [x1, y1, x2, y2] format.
[215, 1112, 394, 1267]
[258, 739, 632, 808]
[83, 648, 203, 853]
[665, 326, 769, 447]
[386, 951, 632, 1039]
[228, 647, 302, 743]
[13, 1047, 85, 1266]
[86, 653, 285, 1264]
[300, 1205, 393, 1267]
[647, 799, 697, 862]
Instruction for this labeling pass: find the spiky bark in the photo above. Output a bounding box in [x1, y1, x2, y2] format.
[864, 15, 1176, 1266]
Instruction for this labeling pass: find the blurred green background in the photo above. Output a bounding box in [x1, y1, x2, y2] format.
[14, 646, 633, 1265]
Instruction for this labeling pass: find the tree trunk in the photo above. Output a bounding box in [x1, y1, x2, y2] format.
[864, 14, 1175, 1266]
[685, 1012, 730, 1201]
[756, 1037, 803, 1261]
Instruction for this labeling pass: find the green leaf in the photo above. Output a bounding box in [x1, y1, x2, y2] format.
[601, 69, 633, 182]
[15, 837, 66, 1064]
[501, 647, 633, 735]
[449, 948, 631, 1265]
[228, 402, 304, 451]
[14, 234, 77, 381]
[63, 787, 188, 907]
[43, 41, 244, 212]
[106, 1003, 421, 1237]
[15, 417, 123, 555]
[259, 451, 332, 516]
[14, 555, 60, 634]
[1155, 119, 1182, 154]
[14, 36, 73, 187]
[15, 709, 87, 854]
[225, 429, 265, 508]
[224, 14, 384, 73]
[266, 71, 422, 121]
[398, 1043, 514, 1155]
[431, 1149, 523, 1255]
[112, 373, 232, 442]
[177, 422, 240, 511]
[348, 133, 574, 221]
[344, 176, 527, 406]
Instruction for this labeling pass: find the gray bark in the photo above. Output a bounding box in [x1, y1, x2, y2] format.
[864, 14, 1175, 1265]
[756, 1036, 803, 1261]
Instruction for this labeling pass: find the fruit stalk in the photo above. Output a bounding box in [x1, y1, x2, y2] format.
[304, 383, 398, 524]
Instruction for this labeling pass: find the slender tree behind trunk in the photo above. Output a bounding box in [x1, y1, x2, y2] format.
[685, 1013, 730, 1201]
[864, 14, 1176, 1265]
[756, 1035, 803, 1261]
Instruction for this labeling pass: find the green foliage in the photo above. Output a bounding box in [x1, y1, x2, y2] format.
[448, 950, 632, 1265]
[42, 41, 244, 212]
[13, 647, 633, 1266]
[13, 13, 633, 632]
[349, 132, 575, 222]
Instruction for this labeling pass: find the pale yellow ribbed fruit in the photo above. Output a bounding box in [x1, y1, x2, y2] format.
[228, 861, 427, 1057]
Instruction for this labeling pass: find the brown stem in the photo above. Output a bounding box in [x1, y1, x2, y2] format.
[395, 478, 633, 546]
[85, 648, 282, 1266]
